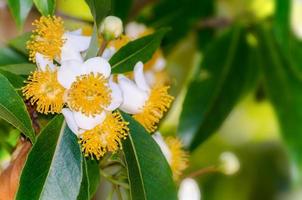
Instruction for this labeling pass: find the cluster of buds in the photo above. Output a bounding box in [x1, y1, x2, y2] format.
[22, 15, 187, 179]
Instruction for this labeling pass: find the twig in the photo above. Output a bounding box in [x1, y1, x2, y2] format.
[98, 40, 108, 56]
[186, 166, 219, 178]
[196, 17, 232, 29]
[25, 101, 40, 134]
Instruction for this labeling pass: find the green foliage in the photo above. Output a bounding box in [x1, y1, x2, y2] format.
[121, 112, 177, 200]
[85, 24, 100, 60]
[0, 63, 35, 75]
[8, 32, 31, 55]
[0, 74, 35, 142]
[111, 0, 133, 21]
[33, 0, 56, 16]
[7, 0, 33, 28]
[85, 0, 111, 26]
[0, 48, 27, 65]
[110, 28, 169, 73]
[16, 116, 83, 200]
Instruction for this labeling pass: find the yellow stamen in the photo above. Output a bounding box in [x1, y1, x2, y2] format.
[108, 34, 130, 50]
[165, 137, 188, 180]
[27, 16, 65, 62]
[22, 69, 65, 114]
[79, 111, 129, 159]
[67, 73, 111, 116]
[133, 86, 173, 133]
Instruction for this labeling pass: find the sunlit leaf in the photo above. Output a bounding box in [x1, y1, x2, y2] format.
[85, 0, 111, 26]
[7, 0, 33, 28]
[33, 0, 56, 16]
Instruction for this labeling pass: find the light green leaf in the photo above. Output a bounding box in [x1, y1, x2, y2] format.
[16, 116, 83, 200]
[33, 0, 56, 16]
[178, 27, 259, 150]
[85, 24, 99, 60]
[110, 28, 169, 74]
[0, 48, 27, 65]
[8, 32, 31, 55]
[121, 112, 177, 200]
[85, 0, 111, 26]
[7, 0, 33, 28]
[0, 63, 35, 75]
[0, 74, 35, 142]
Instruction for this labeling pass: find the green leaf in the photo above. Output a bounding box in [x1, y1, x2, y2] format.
[0, 74, 35, 142]
[8, 32, 31, 55]
[7, 0, 33, 28]
[0, 63, 35, 75]
[0, 48, 27, 65]
[85, 0, 111, 26]
[110, 28, 169, 73]
[85, 24, 99, 60]
[33, 0, 56, 16]
[112, 0, 133, 21]
[16, 116, 83, 200]
[121, 112, 177, 200]
[0, 69, 25, 88]
[257, 25, 302, 169]
[178, 27, 259, 150]
[77, 159, 90, 200]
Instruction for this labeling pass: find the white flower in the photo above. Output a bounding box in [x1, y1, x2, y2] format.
[125, 22, 147, 40]
[35, 52, 56, 72]
[57, 56, 122, 115]
[178, 178, 201, 200]
[100, 16, 123, 40]
[219, 151, 240, 175]
[152, 132, 172, 163]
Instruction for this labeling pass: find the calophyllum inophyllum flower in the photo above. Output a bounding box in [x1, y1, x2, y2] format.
[118, 61, 173, 133]
[23, 53, 65, 114]
[27, 16, 91, 64]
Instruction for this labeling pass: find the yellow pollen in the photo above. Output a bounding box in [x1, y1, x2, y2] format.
[22, 69, 65, 114]
[67, 73, 111, 116]
[79, 111, 129, 159]
[133, 86, 173, 133]
[165, 137, 188, 180]
[27, 16, 65, 62]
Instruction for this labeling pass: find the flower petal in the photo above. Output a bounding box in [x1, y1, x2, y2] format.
[57, 60, 83, 89]
[178, 178, 201, 200]
[35, 52, 55, 71]
[134, 61, 150, 92]
[62, 108, 80, 135]
[118, 74, 148, 114]
[73, 111, 106, 130]
[153, 57, 166, 71]
[83, 57, 111, 78]
[105, 77, 123, 111]
[125, 22, 146, 40]
[101, 47, 116, 60]
[60, 45, 83, 63]
[144, 70, 156, 86]
[152, 132, 172, 163]
[63, 32, 91, 52]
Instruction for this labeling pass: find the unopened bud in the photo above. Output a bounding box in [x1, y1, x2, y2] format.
[100, 16, 123, 41]
[219, 151, 240, 175]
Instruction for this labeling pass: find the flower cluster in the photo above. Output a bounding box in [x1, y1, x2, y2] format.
[22, 16, 177, 162]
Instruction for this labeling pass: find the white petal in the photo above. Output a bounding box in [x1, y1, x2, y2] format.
[60, 45, 83, 63]
[83, 57, 111, 78]
[144, 70, 156, 86]
[57, 60, 83, 89]
[105, 77, 123, 111]
[69, 29, 82, 35]
[153, 57, 166, 72]
[134, 61, 150, 92]
[73, 111, 106, 130]
[35, 52, 55, 71]
[102, 47, 116, 61]
[62, 108, 80, 135]
[118, 75, 148, 114]
[178, 178, 201, 200]
[152, 132, 172, 163]
[63, 33, 91, 52]
[125, 22, 147, 40]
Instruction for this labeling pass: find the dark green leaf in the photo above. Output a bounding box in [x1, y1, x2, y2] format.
[85, 0, 111, 26]
[8, 32, 31, 55]
[121, 112, 177, 200]
[33, 0, 56, 16]
[85, 24, 99, 60]
[7, 0, 33, 28]
[257, 25, 302, 169]
[178, 27, 259, 150]
[0, 63, 35, 75]
[16, 116, 83, 200]
[77, 159, 90, 200]
[0, 69, 25, 88]
[0, 48, 27, 65]
[0, 74, 35, 142]
[112, 0, 133, 21]
[110, 28, 169, 73]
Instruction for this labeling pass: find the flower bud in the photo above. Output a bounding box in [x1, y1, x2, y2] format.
[219, 151, 240, 175]
[100, 16, 123, 41]
[178, 178, 201, 200]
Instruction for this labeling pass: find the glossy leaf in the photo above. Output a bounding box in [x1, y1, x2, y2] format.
[112, 0, 133, 21]
[110, 28, 169, 73]
[16, 116, 83, 200]
[33, 0, 56, 16]
[257, 26, 302, 168]
[0, 63, 35, 75]
[121, 112, 177, 200]
[178, 27, 259, 150]
[0, 48, 27, 65]
[84, 24, 99, 60]
[8, 32, 31, 55]
[85, 0, 111, 26]
[7, 0, 33, 28]
[0, 74, 35, 142]
[77, 159, 89, 200]
[0, 69, 25, 88]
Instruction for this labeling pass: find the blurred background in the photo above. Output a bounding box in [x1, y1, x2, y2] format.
[1, 0, 302, 199]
